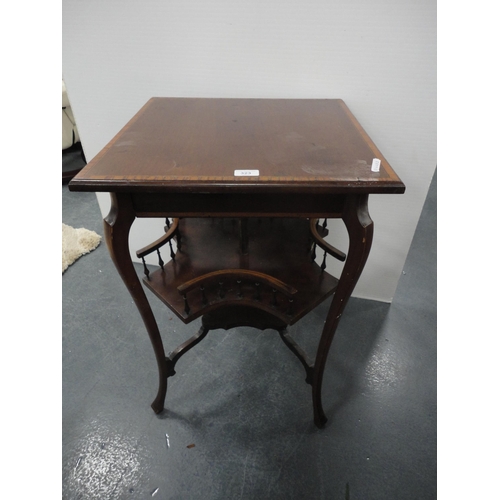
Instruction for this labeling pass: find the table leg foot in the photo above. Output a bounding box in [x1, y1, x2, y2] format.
[151, 396, 165, 414]
[312, 375, 328, 428]
[314, 411, 328, 429]
[151, 359, 168, 414]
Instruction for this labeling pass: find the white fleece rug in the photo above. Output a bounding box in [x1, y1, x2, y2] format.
[62, 223, 102, 273]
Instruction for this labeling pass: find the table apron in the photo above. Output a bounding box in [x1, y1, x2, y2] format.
[131, 192, 346, 218]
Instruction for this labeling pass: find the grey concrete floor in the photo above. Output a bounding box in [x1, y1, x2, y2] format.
[62, 152, 436, 499]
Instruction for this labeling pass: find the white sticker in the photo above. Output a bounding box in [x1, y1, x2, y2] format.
[234, 170, 260, 176]
[371, 158, 381, 172]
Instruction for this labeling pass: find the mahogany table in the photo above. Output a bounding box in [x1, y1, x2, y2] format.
[69, 98, 405, 428]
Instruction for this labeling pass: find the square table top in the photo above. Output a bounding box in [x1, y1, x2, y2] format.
[69, 98, 405, 195]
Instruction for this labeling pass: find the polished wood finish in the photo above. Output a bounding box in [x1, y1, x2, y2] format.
[136, 218, 179, 259]
[69, 97, 405, 428]
[142, 218, 337, 325]
[309, 218, 347, 262]
[103, 193, 168, 414]
[177, 269, 297, 297]
[70, 98, 404, 194]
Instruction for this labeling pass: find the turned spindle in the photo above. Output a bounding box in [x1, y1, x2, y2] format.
[141, 257, 150, 280]
[311, 242, 317, 262]
[321, 250, 327, 271]
[169, 240, 175, 261]
[157, 249, 164, 270]
[183, 294, 190, 315]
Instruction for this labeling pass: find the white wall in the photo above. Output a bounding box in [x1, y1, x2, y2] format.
[62, 0, 436, 302]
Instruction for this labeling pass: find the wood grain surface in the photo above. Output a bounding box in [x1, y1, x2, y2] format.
[69, 98, 405, 194]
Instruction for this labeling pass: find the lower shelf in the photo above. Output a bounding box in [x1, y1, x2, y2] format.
[141, 217, 339, 325]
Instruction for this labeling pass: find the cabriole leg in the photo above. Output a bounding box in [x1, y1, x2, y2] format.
[312, 194, 374, 428]
[103, 193, 168, 414]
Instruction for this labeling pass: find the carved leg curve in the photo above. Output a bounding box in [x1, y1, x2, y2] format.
[104, 193, 168, 414]
[312, 194, 374, 428]
[165, 325, 210, 377]
[278, 329, 314, 384]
